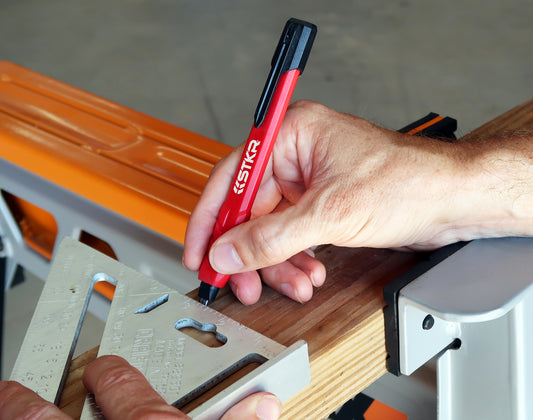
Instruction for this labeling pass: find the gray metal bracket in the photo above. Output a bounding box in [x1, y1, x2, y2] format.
[10, 238, 310, 419]
[397, 237, 533, 420]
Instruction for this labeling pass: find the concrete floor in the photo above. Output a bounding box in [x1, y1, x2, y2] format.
[1, 0, 532, 417]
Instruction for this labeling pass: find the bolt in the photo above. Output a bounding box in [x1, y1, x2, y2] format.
[422, 314, 434, 330]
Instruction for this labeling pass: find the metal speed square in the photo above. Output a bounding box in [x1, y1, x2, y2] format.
[10, 238, 310, 419]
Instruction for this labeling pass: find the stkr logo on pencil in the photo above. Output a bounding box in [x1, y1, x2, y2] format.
[233, 139, 261, 194]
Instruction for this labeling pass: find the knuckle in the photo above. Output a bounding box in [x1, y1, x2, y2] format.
[96, 364, 141, 393]
[247, 224, 281, 267]
[291, 99, 322, 112]
[286, 100, 327, 125]
[1, 380, 24, 395]
[16, 401, 60, 420]
[0, 381, 64, 420]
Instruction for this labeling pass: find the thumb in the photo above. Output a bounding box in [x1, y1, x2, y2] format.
[209, 206, 317, 274]
[221, 393, 281, 420]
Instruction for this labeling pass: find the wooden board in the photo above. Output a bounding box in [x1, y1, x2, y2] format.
[60, 98, 533, 419]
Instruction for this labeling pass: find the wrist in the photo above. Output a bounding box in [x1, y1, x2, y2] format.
[438, 137, 533, 243]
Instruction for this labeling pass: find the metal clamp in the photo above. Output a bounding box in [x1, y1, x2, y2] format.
[386, 237, 533, 420]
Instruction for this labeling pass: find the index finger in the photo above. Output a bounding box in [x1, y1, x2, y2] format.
[82, 355, 186, 420]
[183, 146, 243, 271]
[0, 380, 69, 420]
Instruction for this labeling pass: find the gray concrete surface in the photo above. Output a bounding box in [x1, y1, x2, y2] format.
[1, 1, 531, 145]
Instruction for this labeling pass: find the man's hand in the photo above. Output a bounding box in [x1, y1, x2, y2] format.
[184, 100, 533, 305]
[0, 356, 282, 420]
[183, 101, 463, 304]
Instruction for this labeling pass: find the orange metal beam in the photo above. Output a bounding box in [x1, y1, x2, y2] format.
[0, 61, 232, 246]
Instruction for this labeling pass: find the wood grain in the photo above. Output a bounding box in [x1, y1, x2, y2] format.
[61, 98, 533, 419]
[459, 98, 533, 142]
[58, 346, 98, 418]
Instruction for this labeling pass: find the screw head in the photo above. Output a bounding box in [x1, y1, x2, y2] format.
[422, 314, 434, 330]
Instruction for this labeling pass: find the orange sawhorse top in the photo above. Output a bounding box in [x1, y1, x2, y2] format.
[0, 61, 232, 297]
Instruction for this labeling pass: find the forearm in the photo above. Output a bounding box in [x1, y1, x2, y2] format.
[438, 134, 533, 244]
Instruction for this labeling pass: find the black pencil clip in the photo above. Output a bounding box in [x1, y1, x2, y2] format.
[254, 18, 317, 128]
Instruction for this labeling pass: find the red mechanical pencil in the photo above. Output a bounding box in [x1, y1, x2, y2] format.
[198, 18, 317, 305]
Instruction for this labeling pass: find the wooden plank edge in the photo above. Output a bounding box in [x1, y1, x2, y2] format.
[281, 310, 388, 419]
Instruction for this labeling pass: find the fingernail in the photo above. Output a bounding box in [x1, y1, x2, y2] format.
[232, 284, 242, 303]
[303, 248, 315, 258]
[309, 272, 319, 287]
[211, 243, 244, 273]
[256, 395, 282, 420]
